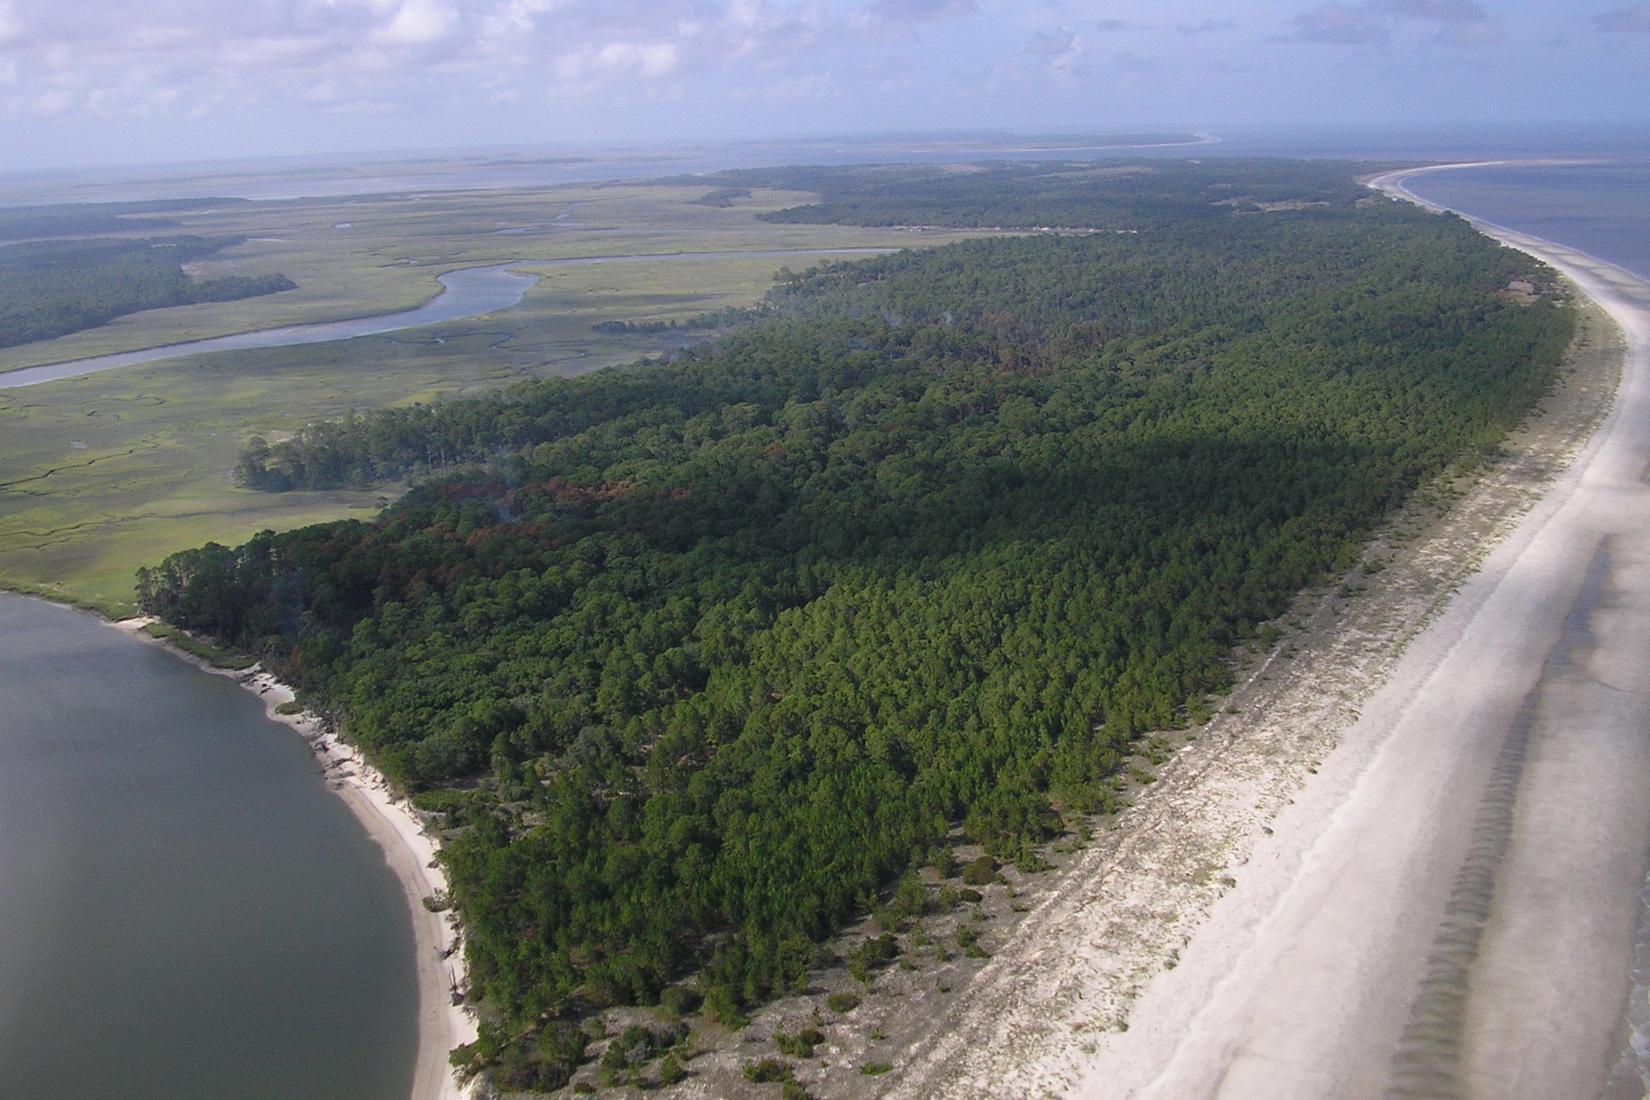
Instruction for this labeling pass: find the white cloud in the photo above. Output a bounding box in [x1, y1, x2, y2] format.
[0, 0, 757, 123]
[1594, 2, 1650, 32]
[373, 0, 460, 46]
[1026, 27, 1084, 74]
[34, 87, 71, 114]
[0, 1, 21, 48]
[1284, 0, 1499, 46]
[594, 40, 680, 77]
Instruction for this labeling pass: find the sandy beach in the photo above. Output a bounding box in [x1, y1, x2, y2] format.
[878, 167, 1650, 1100]
[113, 619, 479, 1100]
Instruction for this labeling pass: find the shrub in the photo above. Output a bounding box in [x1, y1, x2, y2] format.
[659, 984, 702, 1017]
[826, 992, 861, 1014]
[411, 788, 477, 814]
[600, 1022, 685, 1071]
[848, 934, 899, 983]
[960, 855, 999, 886]
[743, 1058, 792, 1083]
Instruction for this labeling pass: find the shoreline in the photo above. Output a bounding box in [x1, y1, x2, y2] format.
[109, 616, 480, 1100]
[879, 163, 1646, 1098]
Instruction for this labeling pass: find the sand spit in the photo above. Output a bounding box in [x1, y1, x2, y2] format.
[878, 167, 1648, 1100]
[112, 618, 481, 1100]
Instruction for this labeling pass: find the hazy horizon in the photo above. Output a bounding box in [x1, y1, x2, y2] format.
[0, 0, 1646, 173]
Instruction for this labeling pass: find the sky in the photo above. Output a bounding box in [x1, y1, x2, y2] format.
[0, 0, 1646, 170]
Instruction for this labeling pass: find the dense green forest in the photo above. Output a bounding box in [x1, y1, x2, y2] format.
[140, 161, 1572, 1090]
[0, 235, 294, 349]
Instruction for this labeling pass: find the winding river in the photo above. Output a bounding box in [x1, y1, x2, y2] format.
[0, 248, 897, 389]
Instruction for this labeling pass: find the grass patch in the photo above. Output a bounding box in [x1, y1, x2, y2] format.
[140, 621, 255, 669]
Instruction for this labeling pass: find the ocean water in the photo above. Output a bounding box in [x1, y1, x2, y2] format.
[1402, 158, 1650, 282]
[0, 595, 418, 1099]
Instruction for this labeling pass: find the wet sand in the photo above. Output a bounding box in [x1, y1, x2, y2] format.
[1065, 168, 1650, 1099]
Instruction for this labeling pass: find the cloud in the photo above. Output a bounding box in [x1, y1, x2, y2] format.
[372, 0, 460, 47]
[1093, 18, 1128, 31]
[1594, 2, 1650, 32]
[1284, 0, 1497, 45]
[558, 40, 680, 82]
[1176, 18, 1235, 35]
[1111, 50, 1157, 74]
[1286, 3, 1389, 44]
[0, 1, 20, 49]
[0, 0, 855, 122]
[1025, 27, 1083, 74]
[869, 0, 977, 20]
[1385, 0, 1486, 22]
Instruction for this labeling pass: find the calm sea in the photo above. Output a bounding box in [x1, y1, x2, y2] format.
[1402, 159, 1650, 283]
[0, 594, 417, 1098]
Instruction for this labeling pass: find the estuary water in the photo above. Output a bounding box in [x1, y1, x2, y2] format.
[0, 594, 417, 1098]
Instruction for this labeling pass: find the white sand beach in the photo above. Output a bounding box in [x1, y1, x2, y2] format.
[114, 619, 480, 1100]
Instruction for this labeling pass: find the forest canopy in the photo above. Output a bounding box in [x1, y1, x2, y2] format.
[139, 160, 1573, 1085]
[0, 234, 295, 349]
